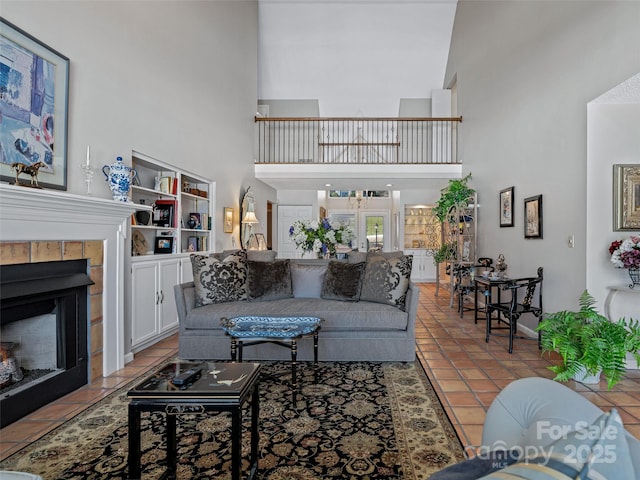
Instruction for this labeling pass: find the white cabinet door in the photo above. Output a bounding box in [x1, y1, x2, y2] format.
[158, 258, 181, 332]
[131, 262, 159, 347]
[406, 249, 435, 282]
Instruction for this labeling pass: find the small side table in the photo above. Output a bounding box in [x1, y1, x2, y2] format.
[127, 361, 260, 480]
[604, 285, 640, 322]
[221, 316, 323, 402]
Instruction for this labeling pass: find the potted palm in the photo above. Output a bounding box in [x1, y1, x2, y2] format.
[536, 290, 640, 390]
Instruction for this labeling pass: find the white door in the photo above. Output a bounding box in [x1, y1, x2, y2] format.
[359, 210, 390, 252]
[277, 205, 313, 258]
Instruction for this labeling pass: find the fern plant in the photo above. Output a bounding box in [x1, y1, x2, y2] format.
[536, 290, 640, 390]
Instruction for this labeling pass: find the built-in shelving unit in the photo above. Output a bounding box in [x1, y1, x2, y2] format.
[403, 204, 440, 282]
[126, 150, 215, 353]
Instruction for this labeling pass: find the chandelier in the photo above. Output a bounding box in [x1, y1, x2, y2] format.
[348, 190, 371, 209]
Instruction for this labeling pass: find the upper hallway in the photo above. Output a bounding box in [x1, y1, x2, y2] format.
[254, 112, 463, 192]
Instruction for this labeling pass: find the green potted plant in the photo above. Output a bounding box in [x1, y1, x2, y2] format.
[433, 173, 475, 223]
[536, 290, 640, 390]
[432, 242, 457, 265]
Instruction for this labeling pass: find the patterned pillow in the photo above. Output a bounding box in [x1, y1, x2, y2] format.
[477, 409, 634, 479]
[360, 254, 413, 310]
[321, 261, 365, 302]
[246, 260, 293, 302]
[190, 250, 247, 306]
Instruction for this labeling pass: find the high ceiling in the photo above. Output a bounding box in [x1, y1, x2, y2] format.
[256, 0, 460, 191]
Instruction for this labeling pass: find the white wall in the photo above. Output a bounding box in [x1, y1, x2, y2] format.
[2, 0, 267, 253]
[258, 0, 456, 116]
[444, 1, 640, 318]
[587, 102, 640, 307]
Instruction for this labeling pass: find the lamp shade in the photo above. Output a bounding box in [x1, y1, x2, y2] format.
[242, 211, 259, 224]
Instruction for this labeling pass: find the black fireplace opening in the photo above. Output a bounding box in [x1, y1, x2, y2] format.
[1, 259, 94, 428]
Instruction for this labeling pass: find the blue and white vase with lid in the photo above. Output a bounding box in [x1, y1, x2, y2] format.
[102, 156, 137, 202]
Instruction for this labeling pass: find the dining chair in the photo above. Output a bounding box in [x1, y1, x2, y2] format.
[485, 267, 543, 353]
[454, 257, 494, 320]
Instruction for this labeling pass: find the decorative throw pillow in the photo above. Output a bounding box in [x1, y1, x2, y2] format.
[360, 254, 413, 310]
[476, 409, 634, 479]
[190, 250, 247, 307]
[347, 251, 368, 263]
[246, 259, 293, 302]
[366, 250, 404, 260]
[321, 261, 365, 302]
[291, 263, 327, 298]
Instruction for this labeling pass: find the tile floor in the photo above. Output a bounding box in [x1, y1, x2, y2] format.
[2, 282, 640, 462]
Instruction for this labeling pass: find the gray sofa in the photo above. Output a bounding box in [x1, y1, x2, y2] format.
[175, 254, 418, 362]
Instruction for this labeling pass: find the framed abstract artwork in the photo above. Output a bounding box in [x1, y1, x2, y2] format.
[613, 164, 640, 231]
[0, 18, 70, 190]
[499, 186, 514, 227]
[524, 195, 543, 239]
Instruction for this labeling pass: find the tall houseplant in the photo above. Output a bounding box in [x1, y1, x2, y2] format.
[536, 290, 640, 390]
[433, 173, 475, 223]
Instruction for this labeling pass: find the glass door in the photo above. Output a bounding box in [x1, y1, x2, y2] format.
[359, 211, 389, 252]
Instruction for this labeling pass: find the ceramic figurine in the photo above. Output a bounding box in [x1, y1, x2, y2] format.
[0, 342, 24, 388]
[11, 161, 45, 188]
[496, 253, 508, 273]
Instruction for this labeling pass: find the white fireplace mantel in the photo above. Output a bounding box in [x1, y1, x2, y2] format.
[0, 184, 141, 376]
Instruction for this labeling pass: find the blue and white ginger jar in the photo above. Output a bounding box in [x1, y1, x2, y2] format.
[102, 156, 137, 202]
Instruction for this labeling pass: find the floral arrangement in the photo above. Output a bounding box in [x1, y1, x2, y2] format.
[609, 236, 640, 269]
[289, 218, 354, 256]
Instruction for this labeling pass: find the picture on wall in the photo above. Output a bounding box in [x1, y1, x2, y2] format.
[524, 194, 543, 239]
[613, 164, 640, 231]
[499, 186, 514, 227]
[0, 18, 70, 190]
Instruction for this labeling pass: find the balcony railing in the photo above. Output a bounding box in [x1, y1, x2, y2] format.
[255, 116, 462, 165]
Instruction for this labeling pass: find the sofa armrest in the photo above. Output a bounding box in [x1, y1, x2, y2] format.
[404, 281, 420, 334]
[174, 281, 195, 325]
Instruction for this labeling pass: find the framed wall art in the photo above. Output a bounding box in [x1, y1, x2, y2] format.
[0, 18, 70, 190]
[524, 194, 543, 239]
[499, 186, 514, 227]
[613, 164, 640, 231]
[224, 207, 233, 233]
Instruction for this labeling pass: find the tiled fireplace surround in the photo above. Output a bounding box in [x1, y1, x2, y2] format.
[0, 184, 140, 381]
[1, 239, 104, 381]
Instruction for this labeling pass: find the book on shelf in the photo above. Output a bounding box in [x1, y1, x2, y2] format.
[187, 236, 198, 252]
[188, 212, 208, 230]
[158, 176, 178, 195]
[153, 199, 177, 227]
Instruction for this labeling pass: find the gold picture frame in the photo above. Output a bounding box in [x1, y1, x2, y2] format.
[223, 207, 233, 233]
[613, 164, 640, 231]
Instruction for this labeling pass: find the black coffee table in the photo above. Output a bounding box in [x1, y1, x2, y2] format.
[127, 361, 260, 480]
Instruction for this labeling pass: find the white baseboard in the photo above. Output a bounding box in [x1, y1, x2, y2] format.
[124, 352, 134, 364]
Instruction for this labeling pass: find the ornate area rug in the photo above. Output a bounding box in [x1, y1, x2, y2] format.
[0, 361, 463, 479]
